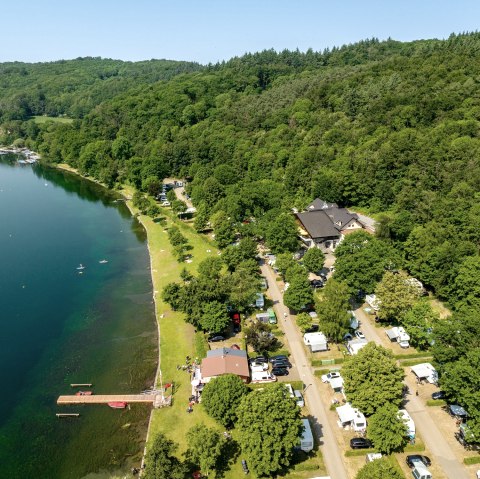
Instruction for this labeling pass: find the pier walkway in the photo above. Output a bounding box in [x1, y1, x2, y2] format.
[57, 394, 170, 408]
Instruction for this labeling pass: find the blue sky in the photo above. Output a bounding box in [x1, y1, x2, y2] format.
[3, 0, 480, 63]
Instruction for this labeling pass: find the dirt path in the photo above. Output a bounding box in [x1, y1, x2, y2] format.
[261, 262, 349, 479]
[356, 309, 470, 479]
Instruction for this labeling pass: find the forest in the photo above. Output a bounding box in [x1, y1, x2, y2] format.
[2, 32, 480, 439]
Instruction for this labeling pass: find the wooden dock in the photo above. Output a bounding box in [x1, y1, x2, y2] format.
[57, 394, 156, 405]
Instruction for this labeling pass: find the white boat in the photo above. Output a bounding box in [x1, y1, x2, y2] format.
[76, 264, 85, 270]
[99, 259, 108, 264]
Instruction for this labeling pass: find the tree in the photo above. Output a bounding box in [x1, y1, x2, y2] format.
[356, 457, 403, 479]
[186, 424, 223, 477]
[367, 403, 408, 454]
[334, 231, 400, 296]
[237, 384, 302, 477]
[274, 252, 297, 279]
[296, 312, 313, 333]
[342, 343, 404, 415]
[374, 271, 421, 322]
[450, 255, 480, 311]
[402, 300, 438, 350]
[283, 273, 313, 311]
[200, 301, 230, 333]
[222, 238, 258, 271]
[201, 374, 249, 427]
[143, 433, 188, 479]
[302, 248, 325, 273]
[172, 199, 187, 216]
[265, 213, 299, 254]
[211, 211, 235, 249]
[161, 282, 182, 311]
[142, 175, 162, 196]
[440, 349, 480, 437]
[315, 279, 351, 342]
[228, 267, 260, 311]
[197, 257, 223, 280]
[167, 226, 188, 246]
[244, 322, 279, 354]
[193, 203, 209, 232]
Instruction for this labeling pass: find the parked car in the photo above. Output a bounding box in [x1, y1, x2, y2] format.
[271, 359, 292, 368]
[321, 371, 341, 383]
[271, 367, 289, 376]
[350, 437, 373, 449]
[431, 391, 446, 400]
[406, 455, 431, 468]
[207, 335, 225, 342]
[249, 356, 267, 364]
[250, 361, 268, 370]
[355, 330, 365, 339]
[269, 355, 288, 362]
[233, 323, 241, 333]
[305, 324, 320, 333]
[241, 459, 249, 474]
[294, 390, 305, 407]
[161, 201, 170, 206]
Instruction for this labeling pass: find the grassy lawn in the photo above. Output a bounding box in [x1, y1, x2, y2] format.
[32, 115, 74, 124]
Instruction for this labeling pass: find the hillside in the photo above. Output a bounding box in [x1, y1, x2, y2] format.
[3, 33, 480, 309]
[0, 57, 202, 120]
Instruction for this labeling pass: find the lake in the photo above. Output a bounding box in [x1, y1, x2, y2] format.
[0, 156, 157, 478]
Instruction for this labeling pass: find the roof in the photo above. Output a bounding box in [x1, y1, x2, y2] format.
[306, 198, 338, 211]
[323, 207, 359, 229]
[303, 332, 327, 345]
[330, 377, 344, 390]
[201, 352, 249, 379]
[207, 347, 247, 359]
[411, 363, 436, 379]
[296, 210, 341, 240]
[336, 403, 365, 424]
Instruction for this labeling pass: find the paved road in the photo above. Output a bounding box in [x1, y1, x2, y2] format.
[262, 262, 348, 479]
[355, 307, 469, 479]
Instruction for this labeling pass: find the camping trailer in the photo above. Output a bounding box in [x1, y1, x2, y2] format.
[298, 418, 314, 452]
[303, 332, 328, 352]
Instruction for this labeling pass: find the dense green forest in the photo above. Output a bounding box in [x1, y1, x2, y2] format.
[0, 57, 202, 120]
[2, 33, 480, 435]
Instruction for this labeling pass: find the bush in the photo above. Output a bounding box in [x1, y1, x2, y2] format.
[464, 456, 480, 465]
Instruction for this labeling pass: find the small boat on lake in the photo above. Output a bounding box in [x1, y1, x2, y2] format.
[108, 401, 127, 409]
[76, 264, 85, 270]
[99, 259, 108, 264]
[75, 391, 93, 396]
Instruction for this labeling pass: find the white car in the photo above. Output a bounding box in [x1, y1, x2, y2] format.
[161, 201, 170, 206]
[321, 371, 341, 383]
[355, 330, 365, 339]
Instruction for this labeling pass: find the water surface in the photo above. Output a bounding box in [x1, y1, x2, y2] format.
[0, 156, 157, 478]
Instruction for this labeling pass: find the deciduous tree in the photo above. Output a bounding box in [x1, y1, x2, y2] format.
[342, 343, 404, 415]
[201, 374, 249, 427]
[237, 384, 302, 477]
[283, 273, 313, 311]
[302, 247, 325, 273]
[143, 433, 188, 479]
[356, 457, 403, 479]
[367, 403, 408, 454]
[186, 424, 223, 477]
[200, 301, 230, 333]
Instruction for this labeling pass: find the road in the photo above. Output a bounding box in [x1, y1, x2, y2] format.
[261, 262, 349, 479]
[355, 307, 469, 479]
[164, 177, 193, 208]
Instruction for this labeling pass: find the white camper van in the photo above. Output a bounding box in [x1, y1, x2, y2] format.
[298, 418, 314, 452]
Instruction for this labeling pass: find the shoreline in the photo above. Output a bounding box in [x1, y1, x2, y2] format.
[54, 162, 161, 469]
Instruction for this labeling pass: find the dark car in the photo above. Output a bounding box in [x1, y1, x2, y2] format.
[431, 391, 446, 400]
[269, 355, 288, 362]
[208, 335, 225, 342]
[233, 323, 241, 333]
[305, 324, 320, 333]
[241, 459, 249, 474]
[271, 367, 289, 376]
[249, 356, 267, 364]
[406, 455, 431, 468]
[350, 437, 373, 449]
[271, 359, 292, 368]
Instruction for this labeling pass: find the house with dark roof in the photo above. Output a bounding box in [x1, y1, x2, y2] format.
[296, 198, 366, 251]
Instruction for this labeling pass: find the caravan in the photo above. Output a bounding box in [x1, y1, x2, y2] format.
[298, 418, 314, 452]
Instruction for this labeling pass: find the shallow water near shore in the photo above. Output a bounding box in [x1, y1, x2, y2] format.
[0, 156, 157, 478]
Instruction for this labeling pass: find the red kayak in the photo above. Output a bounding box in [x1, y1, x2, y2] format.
[75, 391, 93, 396]
[108, 402, 127, 409]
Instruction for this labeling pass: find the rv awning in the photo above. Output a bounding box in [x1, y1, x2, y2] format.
[336, 403, 355, 423]
[411, 363, 436, 379]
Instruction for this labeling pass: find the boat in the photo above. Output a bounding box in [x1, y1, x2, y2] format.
[108, 402, 127, 409]
[99, 259, 108, 264]
[76, 264, 85, 270]
[75, 391, 93, 396]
